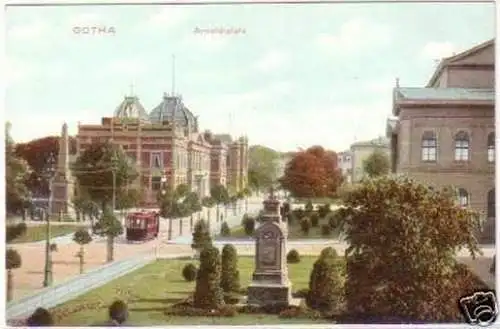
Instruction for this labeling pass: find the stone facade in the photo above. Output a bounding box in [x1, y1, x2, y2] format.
[75, 92, 249, 207]
[350, 137, 390, 183]
[337, 150, 353, 184]
[386, 39, 495, 242]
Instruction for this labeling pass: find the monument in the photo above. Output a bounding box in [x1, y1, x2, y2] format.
[247, 188, 292, 306]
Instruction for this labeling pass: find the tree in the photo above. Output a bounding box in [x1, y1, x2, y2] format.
[73, 229, 93, 274]
[306, 252, 342, 313]
[362, 149, 390, 178]
[6, 223, 27, 243]
[184, 192, 202, 229]
[279, 146, 342, 198]
[72, 141, 138, 210]
[339, 176, 482, 322]
[93, 208, 123, 263]
[221, 244, 240, 293]
[202, 196, 216, 223]
[248, 145, 280, 192]
[210, 184, 229, 222]
[241, 187, 252, 212]
[194, 246, 224, 309]
[6, 248, 22, 302]
[191, 219, 212, 252]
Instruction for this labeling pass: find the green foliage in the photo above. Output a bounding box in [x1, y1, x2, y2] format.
[248, 145, 280, 191]
[305, 201, 314, 213]
[221, 244, 240, 293]
[320, 224, 331, 236]
[72, 141, 138, 208]
[108, 300, 128, 324]
[73, 229, 93, 245]
[327, 211, 341, 230]
[93, 208, 123, 238]
[6, 248, 22, 270]
[6, 223, 27, 243]
[191, 219, 212, 251]
[116, 189, 142, 210]
[184, 192, 202, 213]
[362, 149, 390, 178]
[220, 222, 231, 237]
[320, 247, 338, 259]
[300, 217, 311, 235]
[182, 263, 198, 282]
[194, 246, 224, 309]
[287, 249, 301, 264]
[241, 215, 256, 236]
[317, 203, 331, 219]
[310, 213, 320, 227]
[27, 307, 54, 326]
[340, 176, 482, 322]
[306, 255, 343, 313]
[293, 208, 305, 220]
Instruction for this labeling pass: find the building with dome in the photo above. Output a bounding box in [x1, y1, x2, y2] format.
[76, 92, 249, 207]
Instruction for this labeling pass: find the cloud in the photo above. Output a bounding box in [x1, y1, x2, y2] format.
[316, 18, 392, 55]
[254, 50, 291, 72]
[420, 41, 457, 60]
[5, 57, 38, 87]
[7, 20, 48, 40]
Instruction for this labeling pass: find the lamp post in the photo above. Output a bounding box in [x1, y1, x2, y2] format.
[43, 153, 56, 288]
[111, 150, 119, 213]
[161, 175, 173, 241]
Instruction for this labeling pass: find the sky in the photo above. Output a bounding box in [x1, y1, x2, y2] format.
[5, 2, 496, 152]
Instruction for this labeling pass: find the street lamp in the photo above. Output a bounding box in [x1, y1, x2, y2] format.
[161, 175, 173, 241]
[43, 153, 57, 288]
[111, 150, 119, 213]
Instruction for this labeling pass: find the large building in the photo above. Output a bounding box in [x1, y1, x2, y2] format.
[337, 150, 353, 184]
[350, 137, 390, 183]
[76, 92, 249, 207]
[386, 39, 495, 242]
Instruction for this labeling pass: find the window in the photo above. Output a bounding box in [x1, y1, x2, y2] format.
[151, 152, 162, 168]
[488, 189, 495, 218]
[421, 131, 437, 162]
[151, 176, 162, 191]
[454, 131, 470, 161]
[458, 188, 469, 207]
[488, 132, 495, 163]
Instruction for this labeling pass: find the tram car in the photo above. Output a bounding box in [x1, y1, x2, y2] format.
[125, 211, 160, 242]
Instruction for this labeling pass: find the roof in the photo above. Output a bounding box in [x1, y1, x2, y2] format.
[394, 88, 495, 102]
[149, 93, 196, 127]
[114, 96, 149, 122]
[213, 134, 233, 144]
[427, 39, 494, 87]
[351, 136, 390, 148]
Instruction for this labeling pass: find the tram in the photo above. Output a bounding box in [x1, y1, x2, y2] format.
[125, 211, 160, 242]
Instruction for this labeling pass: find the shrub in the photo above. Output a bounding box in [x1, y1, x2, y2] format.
[194, 246, 224, 309]
[310, 213, 320, 227]
[280, 202, 291, 219]
[306, 256, 343, 313]
[317, 204, 331, 219]
[287, 249, 301, 264]
[167, 302, 236, 317]
[305, 200, 314, 213]
[321, 224, 331, 236]
[27, 308, 53, 326]
[327, 211, 340, 230]
[293, 208, 305, 220]
[223, 292, 241, 305]
[108, 300, 128, 324]
[278, 305, 321, 319]
[242, 216, 256, 236]
[220, 222, 231, 237]
[182, 263, 198, 282]
[191, 219, 212, 251]
[300, 217, 311, 235]
[320, 247, 338, 259]
[6, 223, 28, 243]
[221, 244, 240, 293]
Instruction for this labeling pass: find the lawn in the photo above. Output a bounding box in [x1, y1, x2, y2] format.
[50, 256, 337, 325]
[8, 225, 82, 244]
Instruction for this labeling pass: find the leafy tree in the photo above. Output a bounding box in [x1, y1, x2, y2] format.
[184, 192, 202, 229]
[241, 215, 256, 236]
[221, 244, 240, 293]
[194, 246, 224, 309]
[191, 219, 212, 251]
[220, 222, 231, 237]
[73, 229, 93, 274]
[279, 146, 343, 198]
[310, 213, 320, 227]
[72, 141, 138, 210]
[210, 184, 229, 222]
[320, 246, 338, 259]
[241, 187, 252, 212]
[305, 200, 314, 213]
[306, 253, 342, 313]
[248, 145, 280, 192]
[321, 224, 332, 236]
[339, 176, 482, 322]
[116, 189, 142, 211]
[362, 149, 390, 178]
[6, 248, 21, 302]
[317, 203, 331, 219]
[202, 196, 216, 222]
[93, 208, 123, 263]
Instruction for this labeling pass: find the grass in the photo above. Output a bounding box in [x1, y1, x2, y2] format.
[50, 256, 340, 325]
[8, 225, 81, 244]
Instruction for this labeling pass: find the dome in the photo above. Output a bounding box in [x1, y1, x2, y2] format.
[149, 93, 196, 127]
[114, 96, 149, 122]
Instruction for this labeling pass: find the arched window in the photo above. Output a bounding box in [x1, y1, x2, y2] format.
[421, 131, 437, 162]
[458, 188, 469, 207]
[487, 189, 495, 218]
[454, 131, 470, 161]
[488, 132, 495, 163]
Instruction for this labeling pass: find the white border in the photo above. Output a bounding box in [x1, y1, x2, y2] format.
[1, 1, 498, 328]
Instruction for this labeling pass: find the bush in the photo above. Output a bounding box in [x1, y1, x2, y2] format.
[182, 263, 198, 282]
[278, 305, 322, 319]
[280, 202, 291, 219]
[191, 219, 212, 251]
[327, 211, 340, 230]
[27, 308, 53, 326]
[306, 256, 343, 313]
[194, 246, 224, 309]
[223, 292, 241, 305]
[317, 204, 331, 219]
[305, 200, 314, 213]
[167, 302, 236, 317]
[108, 300, 128, 324]
[300, 217, 311, 235]
[320, 247, 338, 259]
[221, 244, 240, 293]
[287, 249, 301, 264]
[292, 288, 309, 298]
[241, 216, 256, 236]
[6, 223, 28, 243]
[293, 208, 305, 220]
[220, 222, 231, 237]
[310, 213, 320, 227]
[321, 224, 331, 236]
